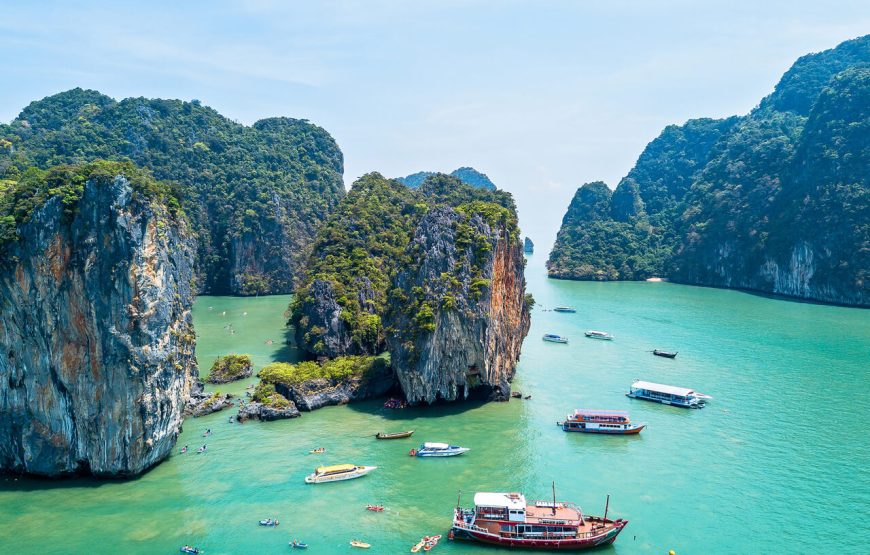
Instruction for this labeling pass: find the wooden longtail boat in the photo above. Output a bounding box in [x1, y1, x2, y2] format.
[652, 349, 678, 358]
[375, 430, 414, 439]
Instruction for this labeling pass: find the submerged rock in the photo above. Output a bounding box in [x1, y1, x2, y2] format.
[0, 171, 196, 477]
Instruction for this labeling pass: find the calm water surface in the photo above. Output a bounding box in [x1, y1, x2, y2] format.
[2, 256, 869, 554]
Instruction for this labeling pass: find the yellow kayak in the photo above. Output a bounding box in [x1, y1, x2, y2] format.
[350, 540, 370, 549]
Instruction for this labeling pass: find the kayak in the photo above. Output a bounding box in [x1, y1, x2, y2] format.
[180, 547, 201, 554]
[289, 541, 308, 549]
[411, 541, 425, 553]
[258, 518, 279, 526]
[309, 448, 325, 454]
[350, 540, 371, 548]
[365, 504, 384, 512]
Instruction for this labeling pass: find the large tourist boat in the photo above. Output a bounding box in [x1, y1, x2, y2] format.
[450, 490, 627, 550]
[412, 442, 470, 457]
[559, 409, 645, 434]
[626, 380, 712, 408]
[304, 463, 377, 483]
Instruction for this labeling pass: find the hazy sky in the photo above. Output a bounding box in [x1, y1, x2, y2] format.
[1, 1, 868, 251]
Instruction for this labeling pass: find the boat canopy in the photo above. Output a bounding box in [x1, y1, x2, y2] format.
[631, 380, 695, 397]
[422, 442, 450, 449]
[573, 409, 629, 417]
[473, 492, 526, 510]
[316, 464, 355, 474]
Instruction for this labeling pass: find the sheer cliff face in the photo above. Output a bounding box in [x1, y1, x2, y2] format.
[386, 207, 530, 403]
[548, 34, 870, 306]
[0, 176, 196, 477]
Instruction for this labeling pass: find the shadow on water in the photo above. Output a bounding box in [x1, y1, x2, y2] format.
[269, 326, 303, 363]
[345, 395, 493, 420]
[0, 471, 145, 493]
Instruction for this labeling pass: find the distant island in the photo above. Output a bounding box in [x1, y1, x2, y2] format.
[397, 166, 497, 190]
[548, 35, 870, 307]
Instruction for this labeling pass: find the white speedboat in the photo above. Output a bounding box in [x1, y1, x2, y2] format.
[585, 330, 613, 340]
[542, 333, 568, 343]
[304, 464, 377, 483]
[413, 442, 470, 457]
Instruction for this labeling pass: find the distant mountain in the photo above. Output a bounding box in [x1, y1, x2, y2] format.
[548, 34, 870, 306]
[397, 167, 497, 190]
[0, 89, 344, 295]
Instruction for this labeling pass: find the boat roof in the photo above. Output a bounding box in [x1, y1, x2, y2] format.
[316, 464, 355, 474]
[573, 409, 629, 417]
[422, 442, 450, 449]
[586, 330, 610, 334]
[474, 492, 526, 510]
[631, 380, 695, 397]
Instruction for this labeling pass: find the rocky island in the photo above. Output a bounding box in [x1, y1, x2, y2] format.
[291, 173, 531, 403]
[548, 35, 870, 306]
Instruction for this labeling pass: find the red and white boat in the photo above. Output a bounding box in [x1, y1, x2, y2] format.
[450, 491, 627, 550]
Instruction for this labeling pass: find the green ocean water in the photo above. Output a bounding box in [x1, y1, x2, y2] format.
[2, 255, 869, 554]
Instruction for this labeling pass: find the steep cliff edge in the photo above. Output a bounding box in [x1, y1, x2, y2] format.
[291, 173, 531, 403]
[0, 162, 196, 477]
[386, 206, 530, 403]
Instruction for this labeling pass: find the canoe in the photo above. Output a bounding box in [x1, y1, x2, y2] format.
[365, 504, 385, 512]
[309, 448, 325, 454]
[653, 349, 678, 358]
[375, 430, 414, 439]
[411, 541, 425, 552]
[289, 541, 308, 549]
[258, 518, 279, 526]
[350, 540, 371, 548]
[180, 548, 201, 554]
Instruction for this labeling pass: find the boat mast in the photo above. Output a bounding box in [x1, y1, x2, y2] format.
[552, 481, 557, 515]
[603, 494, 610, 521]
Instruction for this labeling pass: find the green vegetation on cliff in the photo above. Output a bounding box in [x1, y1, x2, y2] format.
[290, 172, 521, 358]
[0, 88, 344, 294]
[548, 34, 870, 305]
[258, 355, 389, 386]
[205, 354, 253, 384]
[0, 160, 182, 252]
[397, 166, 497, 190]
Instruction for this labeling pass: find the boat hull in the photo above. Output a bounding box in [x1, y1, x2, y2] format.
[451, 520, 627, 550]
[626, 392, 703, 409]
[416, 448, 469, 457]
[561, 424, 645, 435]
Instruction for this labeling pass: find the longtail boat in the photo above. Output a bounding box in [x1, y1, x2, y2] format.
[652, 349, 678, 358]
[450, 488, 627, 550]
[375, 430, 414, 439]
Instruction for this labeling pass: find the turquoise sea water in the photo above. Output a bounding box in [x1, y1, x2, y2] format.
[2, 255, 869, 554]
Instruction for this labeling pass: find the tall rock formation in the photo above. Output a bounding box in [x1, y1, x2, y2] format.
[397, 166, 497, 190]
[0, 163, 196, 476]
[548, 34, 870, 306]
[0, 90, 344, 295]
[386, 207, 530, 402]
[291, 173, 531, 403]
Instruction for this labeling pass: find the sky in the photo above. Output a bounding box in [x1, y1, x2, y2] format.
[1, 1, 868, 252]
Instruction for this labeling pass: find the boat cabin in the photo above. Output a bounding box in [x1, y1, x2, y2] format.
[314, 464, 355, 476]
[627, 380, 706, 408]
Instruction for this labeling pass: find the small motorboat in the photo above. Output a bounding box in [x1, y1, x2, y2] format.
[365, 504, 385, 512]
[305, 464, 377, 483]
[350, 539, 371, 549]
[375, 430, 414, 439]
[653, 349, 678, 358]
[289, 540, 308, 549]
[258, 518, 279, 526]
[585, 330, 614, 340]
[180, 547, 201, 554]
[309, 447, 326, 454]
[553, 306, 577, 313]
[542, 333, 568, 343]
[414, 442, 470, 457]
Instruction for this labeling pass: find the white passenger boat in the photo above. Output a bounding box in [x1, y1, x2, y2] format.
[304, 463, 377, 483]
[542, 333, 569, 343]
[413, 442, 470, 457]
[626, 380, 711, 409]
[585, 330, 613, 340]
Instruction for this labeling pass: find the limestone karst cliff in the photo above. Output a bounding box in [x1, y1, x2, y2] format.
[0, 162, 196, 476]
[291, 173, 531, 403]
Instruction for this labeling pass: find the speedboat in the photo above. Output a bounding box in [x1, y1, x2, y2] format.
[542, 333, 568, 344]
[413, 442, 470, 457]
[304, 464, 377, 483]
[553, 306, 577, 313]
[258, 518, 279, 526]
[585, 330, 613, 340]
